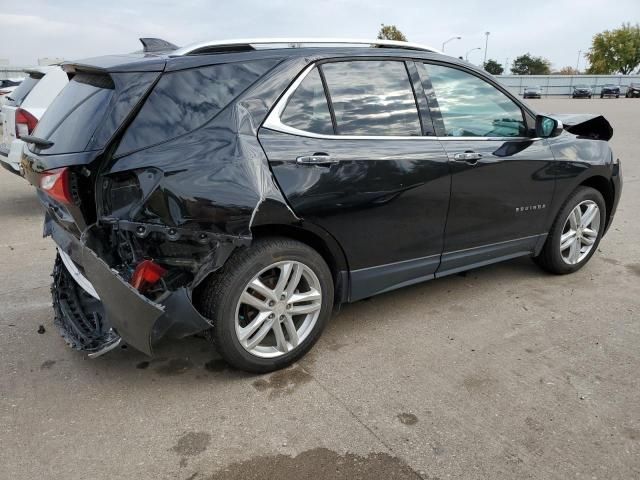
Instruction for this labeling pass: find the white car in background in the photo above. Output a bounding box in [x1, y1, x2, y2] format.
[0, 78, 24, 106]
[0, 67, 68, 175]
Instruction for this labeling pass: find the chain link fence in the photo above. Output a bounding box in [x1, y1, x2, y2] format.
[497, 74, 640, 97]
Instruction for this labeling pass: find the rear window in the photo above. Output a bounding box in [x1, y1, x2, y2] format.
[33, 73, 115, 154]
[6, 74, 41, 106]
[281, 68, 334, 135]
[116, 59, 278, 156]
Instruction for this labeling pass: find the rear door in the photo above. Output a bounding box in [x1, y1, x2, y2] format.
[415, 62, 556, 275]
[259, 59, 451, 301]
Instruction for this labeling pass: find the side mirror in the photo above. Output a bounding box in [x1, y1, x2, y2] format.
[535, 115, 563, 138]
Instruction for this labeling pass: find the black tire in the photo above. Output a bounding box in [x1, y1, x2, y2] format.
[533, 187, 606, 275]
[51, 254, 114, 351]
[197, 237, 334, 373]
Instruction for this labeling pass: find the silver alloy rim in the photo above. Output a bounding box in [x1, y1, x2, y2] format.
[560, 200, 601, 265]
[235, 261, 322, 358]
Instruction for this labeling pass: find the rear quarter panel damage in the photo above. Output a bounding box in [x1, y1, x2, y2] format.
[87, 58, 315, 348]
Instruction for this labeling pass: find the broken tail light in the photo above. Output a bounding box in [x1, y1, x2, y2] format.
[15, 108, 38, 139]
[40, 168, 73, 204]
[130, 259, 166, 292]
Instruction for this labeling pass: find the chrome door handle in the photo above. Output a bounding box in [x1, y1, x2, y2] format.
[452, 152, 482, 164]
[296, 153, 338, 165]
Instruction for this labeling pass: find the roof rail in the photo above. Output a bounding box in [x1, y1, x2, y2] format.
[172, 38, 442, 56]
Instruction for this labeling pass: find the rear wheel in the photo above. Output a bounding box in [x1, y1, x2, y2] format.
[534, 187, 605, 274]
[197, 238, 334, 373]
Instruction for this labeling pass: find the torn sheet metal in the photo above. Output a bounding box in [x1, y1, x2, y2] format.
[551, 113, 613, 141]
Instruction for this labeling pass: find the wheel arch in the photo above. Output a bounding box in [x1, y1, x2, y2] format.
[250, 223, 350, 305]
[579, 175, 615, 230]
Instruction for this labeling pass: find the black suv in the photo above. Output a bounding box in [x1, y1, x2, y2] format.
[572, 85, 592, 99]
[625, 83, 640, 98]
[21, 38, 622, 373]
[600, 84, 620, 98]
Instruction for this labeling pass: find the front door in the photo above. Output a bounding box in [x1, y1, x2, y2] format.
[415, 62, 556, 275]
[259, 59, 450, 300]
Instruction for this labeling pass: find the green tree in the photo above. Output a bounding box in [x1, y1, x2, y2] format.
[483, 59, 504, 75]
[510, 53, 551, 75]
[377, 24, 407, 42]
[586, 23, 640, 74]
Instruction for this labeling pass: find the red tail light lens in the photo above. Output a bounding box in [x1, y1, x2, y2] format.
[40, 168, 73, 204]
[130, 260, 166, 292]
[15, 108, 38, 139]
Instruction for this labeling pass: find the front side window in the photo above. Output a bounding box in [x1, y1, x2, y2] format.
[321, 61, 421, 136]
[280, 68, 333, 135]
[419, 63, 526, 137]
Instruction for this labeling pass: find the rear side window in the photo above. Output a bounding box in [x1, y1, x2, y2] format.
[419, 63, 526, 137]
[321, 61, 421, 136]
[7, 74, 40, 106]
[280, 69, 333, 135]
[33, 73, 115, 154]
[116, 59, 278, 155]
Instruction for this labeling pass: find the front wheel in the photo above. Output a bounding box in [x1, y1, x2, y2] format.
[197, 238, 334, 373]
[534, 187, 606, 274]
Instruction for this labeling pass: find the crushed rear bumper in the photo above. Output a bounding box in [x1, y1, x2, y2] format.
[48, 217, 213, 356]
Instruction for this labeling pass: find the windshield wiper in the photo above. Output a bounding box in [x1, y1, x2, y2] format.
[20, 135, 54, 149]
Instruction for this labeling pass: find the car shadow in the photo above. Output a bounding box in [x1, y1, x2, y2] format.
[58, 255, 547, 385]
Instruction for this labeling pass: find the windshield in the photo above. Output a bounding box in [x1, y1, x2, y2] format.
[6, 74, 41, 106]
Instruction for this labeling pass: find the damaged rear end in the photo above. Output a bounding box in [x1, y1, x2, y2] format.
[22, 49, 289, 356]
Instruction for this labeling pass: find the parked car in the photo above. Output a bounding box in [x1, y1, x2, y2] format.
[600, 84, 620, 98]
[21, 38, 622, 373]
[0, 78, 23, 89]
[625, 83, 640, 98]
[572, 85, 592, 98]
[0, 86, 17, 106]
[0, 67, 68, 174]
[523, 86, 542, 98]
[0, 78, 24, 106]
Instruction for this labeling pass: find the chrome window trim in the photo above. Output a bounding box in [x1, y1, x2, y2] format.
[263, 63, 537, 143]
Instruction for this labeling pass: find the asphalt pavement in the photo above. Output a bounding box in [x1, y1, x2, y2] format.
[1, 98, 638, 479]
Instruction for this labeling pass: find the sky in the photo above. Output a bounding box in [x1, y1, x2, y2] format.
[3, 0, 639, 71]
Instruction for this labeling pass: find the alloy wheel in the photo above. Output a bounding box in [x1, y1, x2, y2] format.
[235, 261, 322, 358]
[560, 200, 601, 265]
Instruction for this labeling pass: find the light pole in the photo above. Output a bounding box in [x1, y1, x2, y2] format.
[466, 47, 481, 61]
[441, 36, 462, 52]
[482, 31, 490, 66]
[505, 57, 510, 73]
[575, 50, 582, 73]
